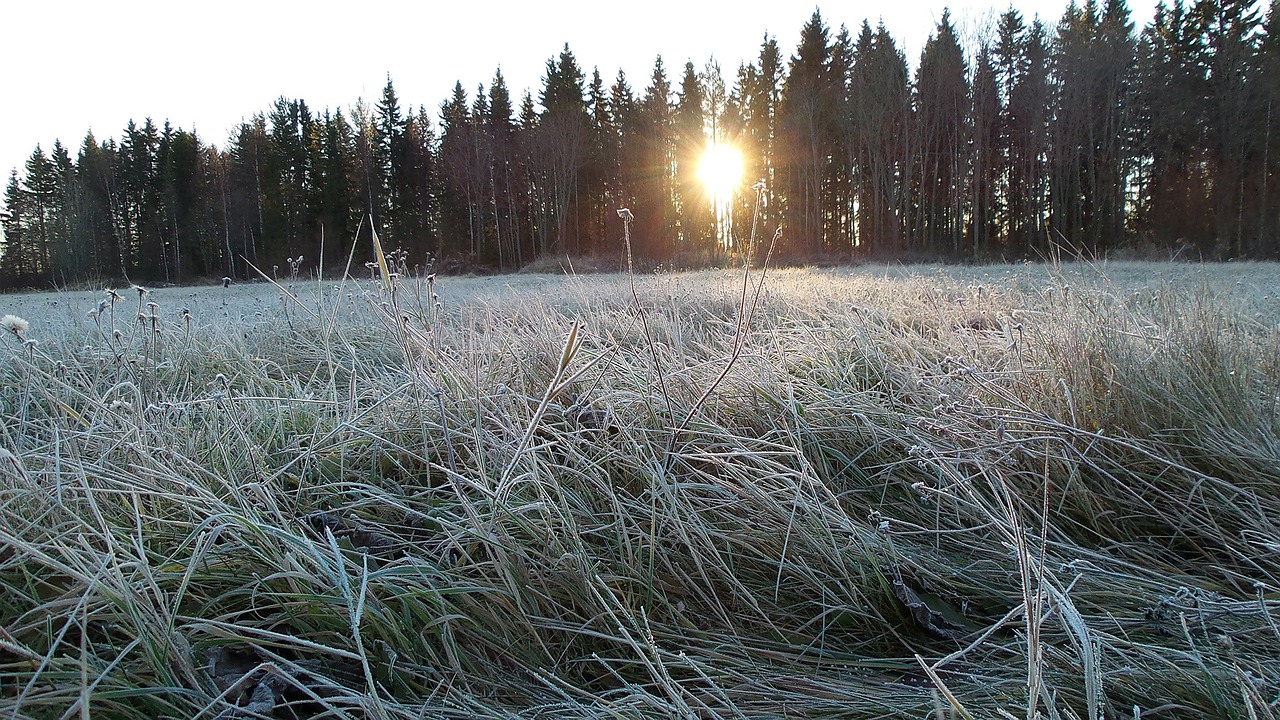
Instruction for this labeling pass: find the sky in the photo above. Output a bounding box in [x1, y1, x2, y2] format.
[0, 0, 1159, 184]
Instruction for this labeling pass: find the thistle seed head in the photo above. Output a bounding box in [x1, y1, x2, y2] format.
[1, 315, 29, 335]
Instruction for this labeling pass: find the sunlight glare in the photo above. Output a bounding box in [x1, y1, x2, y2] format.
[698, 143, 743, 201]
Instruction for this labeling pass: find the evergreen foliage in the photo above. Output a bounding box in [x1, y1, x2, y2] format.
[2, 0, 1277, 287]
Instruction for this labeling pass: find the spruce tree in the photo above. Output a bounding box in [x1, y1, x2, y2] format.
[778, 9, 834, 257]
[538, 44, 589, 255]
[674, 61, 709, 251]
[914, 10, 970, 256]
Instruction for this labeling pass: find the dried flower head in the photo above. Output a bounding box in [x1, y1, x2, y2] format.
[616, 208, 634, 222]
[1, 315, 29, 335]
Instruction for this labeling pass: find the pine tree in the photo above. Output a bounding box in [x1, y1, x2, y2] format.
[778, 9, 834, 257]
[1201, 0, 1264, 256]
[755, 36, 783, 231]
[827, 26, 856, 253]
[0, 170, 30, 283]
[851, 22, 912, 254]
[584, 67, 614, 254]
[228, 114, 270, 274]
[538, 44, 589, 255]
[914, 10, 970, 256]
[313, 109, 358, 262]
[674, 60, 709, 252]
[608, 69, 639, 259]
[1259, 0, 1280, 253]
[998, 16, 1051, 257]
[439, 82, 478, 257]
[75, 132, 120, 278]
[731, 35, 783, 252]
[23, 146, 58, 278]
[971, 44, 1001, 256]
[634, 56, 677, 260]
[265, 98, 314, 263]
[399, 107, 440, 263]
[488, 70, 522, 267]
[375, 76, 405, 242]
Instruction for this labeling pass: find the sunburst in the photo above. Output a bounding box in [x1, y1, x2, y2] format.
[697, 143, 743, 202]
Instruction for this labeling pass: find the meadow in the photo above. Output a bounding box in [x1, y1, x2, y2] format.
[1, 259, 1279, 719]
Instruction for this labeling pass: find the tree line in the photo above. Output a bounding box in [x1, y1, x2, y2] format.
[1, 0, 1276, 287]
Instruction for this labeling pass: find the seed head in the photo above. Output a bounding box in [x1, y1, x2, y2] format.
[1, 315, 29, 335]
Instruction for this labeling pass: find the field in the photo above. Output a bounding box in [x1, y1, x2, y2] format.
[1, 260, 1279, 719]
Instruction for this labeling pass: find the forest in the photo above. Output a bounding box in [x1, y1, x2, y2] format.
[0, 0, 1275, 287]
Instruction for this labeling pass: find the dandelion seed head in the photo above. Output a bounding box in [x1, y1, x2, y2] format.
[1, 315, 29, 335]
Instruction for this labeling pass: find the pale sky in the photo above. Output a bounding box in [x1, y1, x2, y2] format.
[0, 0, 1158, 182]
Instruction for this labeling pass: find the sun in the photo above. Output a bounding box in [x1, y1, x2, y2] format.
[697, 143, 743, 201]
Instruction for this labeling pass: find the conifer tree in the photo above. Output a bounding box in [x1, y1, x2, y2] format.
[674, 61, 710, 251]
[634, 56, 677, 259]
[778, 9, 834, 257]
[439, 82, 478, 257]
[538, 44, 589, 255]
[914, 10, 970, 256]
[971, 44, 1001, 256]
[851, 22, 911, 254]
[0, 170, 30, 282]
[488, 70, 522, 267]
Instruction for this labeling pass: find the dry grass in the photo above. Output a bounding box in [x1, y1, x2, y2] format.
[1, 258, 1279, 719]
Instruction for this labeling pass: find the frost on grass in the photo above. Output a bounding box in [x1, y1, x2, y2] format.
[1, 314, 29, 335]
[0, 262, 1278, 719]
